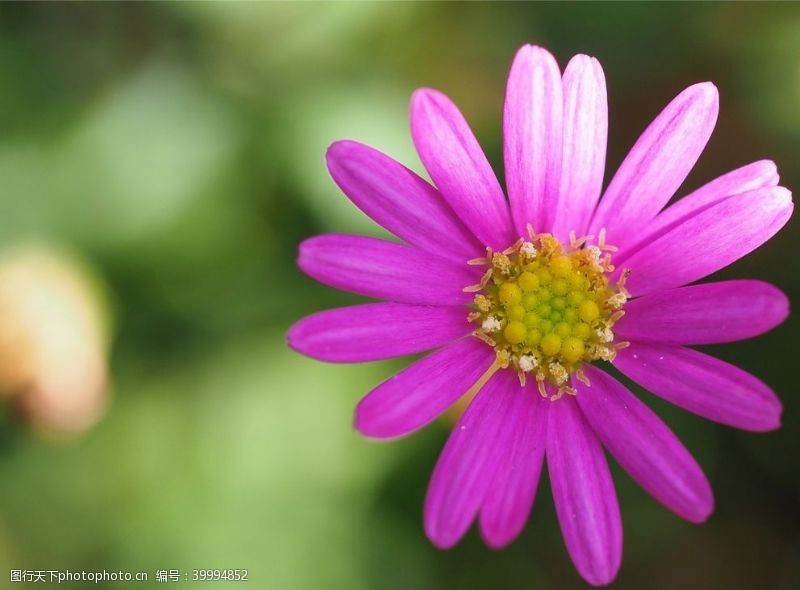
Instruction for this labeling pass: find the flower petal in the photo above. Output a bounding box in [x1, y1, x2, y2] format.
[503, 45, 564, 237]
[614, 343, 782, 432]
[298, 234, 479, 306]
[614, 160, 779, 262]
[411, 89, 515, 250]
[288, 303, 472, 363]
[589, 83, 719, 248]
[326, 140, 483, 262]
[479, 387, 548, 548]
[355, 337, 494, 438]
[551, 54, 608, 241]
[424, 370, 520, 549]
[579, 366, 714, 523]
[615, 280, 789, 345]
[621, 186, 793, 297]
[547, 396, 621, 586]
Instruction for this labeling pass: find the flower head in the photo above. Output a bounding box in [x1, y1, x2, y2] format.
[288, 45, 792, 586]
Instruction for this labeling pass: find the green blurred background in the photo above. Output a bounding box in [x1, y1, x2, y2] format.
[0, 2, 797, 589]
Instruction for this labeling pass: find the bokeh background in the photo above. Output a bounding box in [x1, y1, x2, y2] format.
[0, 2, 797, 589]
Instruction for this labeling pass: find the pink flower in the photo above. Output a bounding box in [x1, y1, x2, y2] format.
[287, 45, 792, 585]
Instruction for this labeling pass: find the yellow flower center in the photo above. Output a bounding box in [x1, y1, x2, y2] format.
[465, 230, 629, 400]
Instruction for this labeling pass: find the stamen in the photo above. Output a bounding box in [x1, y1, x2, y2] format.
[473, 330, 496, 347]
[597, 228, 619, 252]
[586, 246, 603, 271]
[463, 267, 494, 292]
[607, 293, 627, 310]
[474, 295, 491, 312]
[616, 269, 632, 298]
[595, 326, 613, 343]
[608, 310, 625, 324]
[459, 354, 504, 406]
[502, 238, 525, 256]
[519, 241, 537, 259]
[548, 361, 568, 385]
[602, 253, 615, 272]
[569, 230, 594, 251]
[467, 247, 494, 266]
[550, 384, 577, 402]
[518, 354, 538, 372]
[492, 253, 512, 275]
[536, 374, 547, 398]
[495, 349, 511, 369]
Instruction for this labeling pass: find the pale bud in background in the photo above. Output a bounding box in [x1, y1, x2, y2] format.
[0, 247, 111, 436]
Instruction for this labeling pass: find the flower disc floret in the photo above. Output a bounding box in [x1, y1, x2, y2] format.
[467, 231, 629, 398]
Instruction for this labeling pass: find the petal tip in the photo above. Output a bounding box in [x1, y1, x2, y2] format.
[285, 325, 299, 350]
[352, 397, 399, 440]
[754, 401, 783, 432]
[678, 81, 719, 117]
[325, 139, 354, 161]
[353, 395, 389, 439]
[582, 572, 619, 587]
[745, 159, 780, 189]
[566, 53, 595, 67]
[774, 185, 794, 206]
[577, 555, 621, 587]
[285, 319, 311, 358]
[410, 87, 443, 109]
[695, 82, 720, 120]
[771, 285, 791, 325]
[563, 53, 607, 89]
[352, 400, 371, 436]
[516, 43, 556, 58]
[410, 88, 449, 135]
[758, 158, 778, 175]
[478, 524, 514, 550]
[686, 494, 715, 524]
[286, 326, 303, 354]
[325, 139, 373, 180]
[295, 238, 315, 272]
[512, 44, 559, 71]
[480, 534, 511, 551]
[423, 520, 461, 550]
[693, 80, 719, 99]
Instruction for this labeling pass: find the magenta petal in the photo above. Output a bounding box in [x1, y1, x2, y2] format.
[615, 160, 779, 262]
[551, 54, 608, 241]
[616, 280, 789, 345]
[424, 370, 521, 549]
[479, 387, 548, 548]
[411, 88, 515, 250]
[579, 366, 714, 523]
[622, 186, 793, 296]
[288, 303, 472, 363]
[590, 83, 719, 247]
[547, 396, 622, 586]
[614, 343, 782, 432]
[326, 141, 482, 262]
[298, 234, 478, 306]
[355, 338, 494, 439]
[503, 45, 564, 237]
